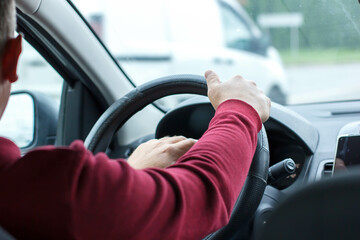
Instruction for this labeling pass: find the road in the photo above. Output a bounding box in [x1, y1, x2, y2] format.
[286, 63, 360, 104]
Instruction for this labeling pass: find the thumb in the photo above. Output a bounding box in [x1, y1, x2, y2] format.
[204, 70, 220, 88]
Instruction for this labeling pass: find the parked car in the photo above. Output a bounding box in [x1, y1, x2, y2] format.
[85, 0, 288, 105]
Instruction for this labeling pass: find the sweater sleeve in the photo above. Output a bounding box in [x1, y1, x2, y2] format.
[71, 100, 262, 240]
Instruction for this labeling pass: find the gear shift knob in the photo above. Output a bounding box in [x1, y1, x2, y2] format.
[268, 158, 296, 185]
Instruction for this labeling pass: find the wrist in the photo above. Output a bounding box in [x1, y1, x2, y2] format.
[216, 99, 262, 132]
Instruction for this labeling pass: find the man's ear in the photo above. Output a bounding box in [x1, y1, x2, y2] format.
[1, 34, 22, 83]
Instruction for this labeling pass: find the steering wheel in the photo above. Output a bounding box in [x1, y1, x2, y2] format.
[84, 74, 269, 239]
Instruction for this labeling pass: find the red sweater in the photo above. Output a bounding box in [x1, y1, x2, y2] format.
[0, 100, 261, 240]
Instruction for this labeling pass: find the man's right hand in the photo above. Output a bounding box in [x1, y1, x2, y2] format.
[127, 136, 196, 169]
[205, 70, 271, 123]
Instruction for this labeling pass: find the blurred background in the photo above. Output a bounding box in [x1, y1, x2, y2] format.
[244, 0, 360, 104]
[11, 0, 360, 107]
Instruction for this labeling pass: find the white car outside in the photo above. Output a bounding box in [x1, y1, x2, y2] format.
[97, 0, 288, 104]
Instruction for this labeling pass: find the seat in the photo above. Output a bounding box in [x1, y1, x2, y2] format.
[257, 167, 360, 240]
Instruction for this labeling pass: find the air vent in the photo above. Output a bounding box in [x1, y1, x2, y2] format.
[322, 162, 333, 178]
[316, 160, 334, 180]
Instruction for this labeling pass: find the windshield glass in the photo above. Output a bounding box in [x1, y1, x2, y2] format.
[71, 0, 360, 106]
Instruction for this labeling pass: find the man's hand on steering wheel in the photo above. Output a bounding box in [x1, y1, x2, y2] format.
[205, 70, 271, 122]
[128, 70, 270, 170]
[128, 136, 197, 169]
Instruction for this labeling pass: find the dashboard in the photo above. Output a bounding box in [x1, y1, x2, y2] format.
[156, 96, 318, 190]
[155, 97, 360, 189]
[154, 97, 360, 237]
[289, 100, 360, 182]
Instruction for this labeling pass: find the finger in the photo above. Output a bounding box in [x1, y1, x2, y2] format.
[163, 136, 187, 144]
[171, 138, 197, 153]
[249, 80, 256, 86]
[139, 139, 159, 147]
[204, 70, 220, 88]
[158, 136, 171, 142]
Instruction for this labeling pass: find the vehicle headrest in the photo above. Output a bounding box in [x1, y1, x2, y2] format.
[257, 167, 360, 240]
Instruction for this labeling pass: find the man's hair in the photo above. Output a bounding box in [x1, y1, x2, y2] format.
[0, 0, 16, 57]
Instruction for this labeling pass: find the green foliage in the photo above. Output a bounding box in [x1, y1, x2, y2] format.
[280, 48, 360, 65]
[245, 0, 360, 50]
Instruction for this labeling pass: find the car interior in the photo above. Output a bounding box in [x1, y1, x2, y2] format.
[1, 0, 360, 239]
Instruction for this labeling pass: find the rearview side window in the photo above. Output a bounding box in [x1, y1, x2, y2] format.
[13, 39, 63, 107]
[0, 38, 63, 147]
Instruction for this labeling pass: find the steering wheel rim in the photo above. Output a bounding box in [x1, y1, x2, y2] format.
[85, 75, 207, 154]
[84, 74, 269, 239]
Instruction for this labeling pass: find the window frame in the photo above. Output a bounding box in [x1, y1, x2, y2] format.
[16, 8, 109, 146]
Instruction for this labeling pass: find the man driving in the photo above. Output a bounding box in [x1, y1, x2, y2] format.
[0, 0, 270, 239]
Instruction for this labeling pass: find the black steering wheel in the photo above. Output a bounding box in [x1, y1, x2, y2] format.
[84, 74, 269, 239]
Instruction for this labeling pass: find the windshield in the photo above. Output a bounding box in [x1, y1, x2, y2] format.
[71, 0, 360, 106]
